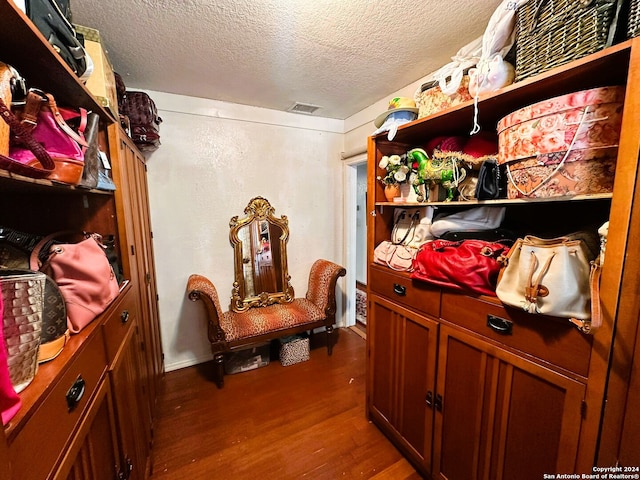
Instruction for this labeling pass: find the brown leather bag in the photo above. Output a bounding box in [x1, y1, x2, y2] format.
[121, 91, 162, 151]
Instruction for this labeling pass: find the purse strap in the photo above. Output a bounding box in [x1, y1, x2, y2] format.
[0, 97, 55, 177]
[569, 259, 602, 334]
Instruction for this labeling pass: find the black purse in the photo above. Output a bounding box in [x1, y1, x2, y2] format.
[475, 158, 506, 200]
[24, 0, 89, 78]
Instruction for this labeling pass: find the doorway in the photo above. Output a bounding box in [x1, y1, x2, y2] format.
[355, 162, 367, 335]
[343, 153, 368, 336]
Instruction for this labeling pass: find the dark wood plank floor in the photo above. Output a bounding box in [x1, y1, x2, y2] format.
[150, 328, 421, 479]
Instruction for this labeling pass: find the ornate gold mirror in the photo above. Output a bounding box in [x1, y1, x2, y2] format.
[229, 197, 294, 312]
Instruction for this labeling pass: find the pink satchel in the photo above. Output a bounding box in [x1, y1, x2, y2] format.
[31, 233, 120, 334]
[10, 90, 88, 185]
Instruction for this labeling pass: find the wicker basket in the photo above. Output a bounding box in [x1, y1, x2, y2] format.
[628, 0, 640, 37]
[515, 0, 620, 82]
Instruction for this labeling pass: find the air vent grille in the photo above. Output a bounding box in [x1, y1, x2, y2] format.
[288, 102, 321, 115]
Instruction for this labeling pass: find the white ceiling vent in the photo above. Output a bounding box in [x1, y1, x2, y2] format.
[288, 102, 321, 115]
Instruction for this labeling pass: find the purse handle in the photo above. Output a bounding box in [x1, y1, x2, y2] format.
[392, 210, 420, 246]
[0, 97, 55, 177]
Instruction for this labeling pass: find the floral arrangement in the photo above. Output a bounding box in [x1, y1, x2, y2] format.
[377, 154, 418, 186]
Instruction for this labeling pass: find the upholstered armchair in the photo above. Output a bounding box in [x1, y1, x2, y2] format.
[187, 259, 346, 388]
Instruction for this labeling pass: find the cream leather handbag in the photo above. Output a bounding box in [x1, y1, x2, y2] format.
[496, 235, 593, 323]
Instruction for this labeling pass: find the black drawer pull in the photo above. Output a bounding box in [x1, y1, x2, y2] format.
[66, 376, 86, 411]
[487, 315, 513, 335]
[121, 309, 130, 324]
[393, 284, 406, 296]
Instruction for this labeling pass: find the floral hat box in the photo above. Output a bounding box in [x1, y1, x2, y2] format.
[497, 86, 625, 164]
[496, 86, 624, 199]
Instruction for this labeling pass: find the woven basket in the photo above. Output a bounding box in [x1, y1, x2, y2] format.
[1, 270, 45, 393]
[628, 0, 640, 37]
[515, 0, 620, 82]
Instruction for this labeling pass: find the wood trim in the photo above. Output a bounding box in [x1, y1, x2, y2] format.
[597, 37, 640, 466]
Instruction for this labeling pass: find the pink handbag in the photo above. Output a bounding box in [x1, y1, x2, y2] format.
[31, 233, 120, 334]
[9, 90, 87, 185]
[373, 241, 418, 272]
[0, 290, 22, 426]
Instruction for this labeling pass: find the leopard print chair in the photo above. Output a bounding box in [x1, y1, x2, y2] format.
[187, 259, 346, 388]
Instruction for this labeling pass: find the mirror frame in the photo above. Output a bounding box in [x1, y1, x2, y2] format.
[229, 197, 294, 312]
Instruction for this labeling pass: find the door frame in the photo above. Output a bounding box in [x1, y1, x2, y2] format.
[342, 152, 367, 328]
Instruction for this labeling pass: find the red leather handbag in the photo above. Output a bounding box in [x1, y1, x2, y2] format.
[411, 239, 510, 296]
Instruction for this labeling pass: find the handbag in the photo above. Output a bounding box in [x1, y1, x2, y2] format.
[77, 112, 100, 189]
[0, 97, 56, 179]
[0, 269, 46, 393]
[411, 239, 510, 296]
[121, 91, 162, 151]
[22, 0, 92, 79]
[495, 235, 597, 329]
[0, 227, 69, 363]
[31, 233, 120, 334]
[430, 206, 506, 237]
[373, 241, 418, 272]
[392, 208, 420, 246]
[475, 158, 506, 200]
[0, 291, 22, 425]
[10, 89, 88, 185]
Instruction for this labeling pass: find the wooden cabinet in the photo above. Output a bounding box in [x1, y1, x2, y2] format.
[366, 39, 640, 478]
[433, 324, 585, 480]
[52, 378, 121, 480]
[0, 2, 162, 478]
[110, 127, 164, 421]
[367, 293, 438, 472]
[104, 285, 150, 480]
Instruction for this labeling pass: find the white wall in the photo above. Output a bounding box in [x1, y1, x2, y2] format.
[142, 91, 345, 372]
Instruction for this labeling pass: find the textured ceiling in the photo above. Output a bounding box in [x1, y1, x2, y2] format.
[70, 0, 501, 120]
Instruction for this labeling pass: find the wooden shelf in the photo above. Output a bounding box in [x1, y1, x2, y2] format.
[374, 40, 633, 147]
[0, 1, 114, 122]
[374, 193, 613, 208]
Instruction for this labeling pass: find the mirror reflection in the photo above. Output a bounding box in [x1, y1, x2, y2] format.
[230, 197, 294, 312]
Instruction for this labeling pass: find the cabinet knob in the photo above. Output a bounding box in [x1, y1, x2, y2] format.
[65, 376, 85, 411]
[121, 310, 130, 324]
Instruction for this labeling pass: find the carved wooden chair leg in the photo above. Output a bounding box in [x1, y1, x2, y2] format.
[326, 325, 334, 355]
[213, 352, 225, 389]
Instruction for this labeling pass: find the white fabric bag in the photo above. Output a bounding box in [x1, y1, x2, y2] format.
[430, 206, 506, 237]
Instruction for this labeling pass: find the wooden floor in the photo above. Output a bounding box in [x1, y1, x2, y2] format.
[150, 328, 422, 479]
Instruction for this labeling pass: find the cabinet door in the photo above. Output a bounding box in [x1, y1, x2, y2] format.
[53, 379, 121, 480]
[0, 435, 10, 480]
[110, 315, 150, 480]
[368, 294, 438, 473]
[109, 126, 163, 439]
[115, 131, 163, 411]
[433, 324, 585, 480]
